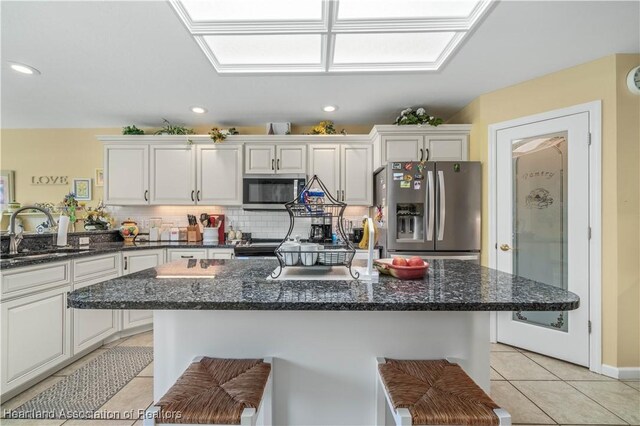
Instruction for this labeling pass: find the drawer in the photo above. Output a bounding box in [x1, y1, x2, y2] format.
[208, 248, 234, 259]
[167, 249, 208, 262]
[1, 261, 71, 300]
[73, 253, 120, 283]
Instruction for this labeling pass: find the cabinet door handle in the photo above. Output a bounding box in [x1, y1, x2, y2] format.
[144, 190, 148, 202]
[191, 190, 195, 202]
[124, 256, 128, 271]
[425, 148, 430, 161]
[272, 159, 275, 170]
[196, 190, 201, 201]
[419, 148, 424, 161]
[181, 255, 194, 259]
[342, 190, 345, 201]
[277, 158, 280, 170]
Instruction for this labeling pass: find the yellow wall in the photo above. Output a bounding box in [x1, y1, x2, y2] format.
[448, 54, 640, 368]
[0, 123, 373, 206]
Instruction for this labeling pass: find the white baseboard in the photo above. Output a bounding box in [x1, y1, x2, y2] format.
[601, 364, 640, 380]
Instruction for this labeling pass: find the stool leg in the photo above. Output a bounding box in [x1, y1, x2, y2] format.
[262, 357, 273, 426]
[143, 406, 160, 426]
[494, 408, 512, 425]
[375, 358, 387, 426]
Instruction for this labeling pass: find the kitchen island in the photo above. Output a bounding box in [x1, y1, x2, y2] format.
[68, 259, 579, 426]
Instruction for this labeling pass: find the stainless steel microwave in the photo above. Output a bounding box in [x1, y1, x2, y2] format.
[242, 175, 306, 210]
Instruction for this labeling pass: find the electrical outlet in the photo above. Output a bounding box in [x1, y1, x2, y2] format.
[79, 237, 90, 245]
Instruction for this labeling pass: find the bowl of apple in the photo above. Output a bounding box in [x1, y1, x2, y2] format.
[373, 256, 429, 280]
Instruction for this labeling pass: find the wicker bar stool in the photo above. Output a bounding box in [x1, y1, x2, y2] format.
[376, 358, 511, 426]
[144, 357, 272, 426]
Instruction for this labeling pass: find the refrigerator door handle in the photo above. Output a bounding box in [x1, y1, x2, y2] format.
[427, 170, 435, 241]
[437, 170, 445, 241]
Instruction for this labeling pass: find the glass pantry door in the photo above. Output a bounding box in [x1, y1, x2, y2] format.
[496, 112, 590, 367]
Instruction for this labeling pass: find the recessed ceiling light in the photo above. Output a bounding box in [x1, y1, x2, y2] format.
[191, 106, 207, 114]
[323, 105, 337, 112]
[10, 62, 40, 75]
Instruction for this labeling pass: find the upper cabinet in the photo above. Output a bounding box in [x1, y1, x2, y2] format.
[197, 145, 242, 205]
[100, 137, 243, 206]
[99, 128, 469, 207]
[371, 125, 471, 170]
[150, 145, 196, 205]
[308, 141, 372, 206]
[245, 143, 306, 174]
[104, 145, 149, 205]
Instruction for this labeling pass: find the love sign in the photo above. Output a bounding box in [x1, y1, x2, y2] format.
[31, 176, 69, 185]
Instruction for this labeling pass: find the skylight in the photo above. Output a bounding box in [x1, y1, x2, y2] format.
[170, 0, 494, 74]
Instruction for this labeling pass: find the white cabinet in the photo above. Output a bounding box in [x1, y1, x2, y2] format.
[167, 248, 234, 261]
[245, 144, 276, 174]
[72, 254, 120, 354]
[150, 145, 196, 205]
[425, 135, 468, 161]
[372, 125, 471, 170]
[1, 261, 71, 300]
[197, 145, 243, 205]
[245, 144, 307, 174]
[276, 145, 307, 173]
[104, 145, 149, 205]
[208, 248, 235, 259]
[308, 144, 340, 199]
[73, 280, 119, 354]
[122, 249, 165, 275]
[167, 249, 209, 261]
[341, 144, 373, 205]
[381, 135, 423, 163]
[1, 285, 71, 395]
[121, 249, 165, 330]
[309, 143, 372, 206]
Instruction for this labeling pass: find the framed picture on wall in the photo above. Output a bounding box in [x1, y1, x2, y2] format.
[0, 170, 15, 206]
[95, 168, 104, 187]
[72, 178, 92, 201]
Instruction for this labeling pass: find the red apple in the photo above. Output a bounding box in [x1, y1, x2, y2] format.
[392, 257, 408, 267]
[407, 256, 424, 267]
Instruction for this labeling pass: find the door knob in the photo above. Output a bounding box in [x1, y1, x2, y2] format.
[500, 244, 511, 251]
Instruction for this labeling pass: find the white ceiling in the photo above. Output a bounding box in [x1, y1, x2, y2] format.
[1, 1, 638, 129]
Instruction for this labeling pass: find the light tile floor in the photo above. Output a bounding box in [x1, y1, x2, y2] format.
[2, 334, 638, 425]
[1, 331, 153, 426]
[490, 342, 640, 425]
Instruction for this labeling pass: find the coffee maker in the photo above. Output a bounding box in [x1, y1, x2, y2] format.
[310, 217, 332, 243]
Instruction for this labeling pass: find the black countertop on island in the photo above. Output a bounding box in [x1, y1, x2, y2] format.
[67, 259, 580, 312]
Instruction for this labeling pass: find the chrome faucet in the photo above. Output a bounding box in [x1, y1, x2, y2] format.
[8, 206, 57, 254]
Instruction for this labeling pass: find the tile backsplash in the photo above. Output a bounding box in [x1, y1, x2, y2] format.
[111, 206, 370, 240]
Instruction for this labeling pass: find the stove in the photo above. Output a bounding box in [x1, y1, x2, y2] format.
[233, 239, 280, 258]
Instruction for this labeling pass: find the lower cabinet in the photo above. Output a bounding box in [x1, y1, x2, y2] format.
[1, 285, 71, 395]
[72, 254, 120, 354]
[208, 248, 235, 259]
[167, 248, 235, 261]
[121, 249, 165, 330]
[167, 248, 209, 261]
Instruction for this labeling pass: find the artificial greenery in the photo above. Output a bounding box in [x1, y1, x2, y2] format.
[154, 119, 195, 135]
[122, 125, 144, 135]
[209, 127, 239, 143]
[209, 128, 226, 143]
[394, 107, 443, 126]
[308, 120, 347, 135]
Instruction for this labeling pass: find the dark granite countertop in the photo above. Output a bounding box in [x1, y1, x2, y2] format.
[0, 241, 236, 270]
[67, 259, 580, 312]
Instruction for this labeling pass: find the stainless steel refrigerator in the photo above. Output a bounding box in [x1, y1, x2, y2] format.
[374, 161, 481, 261]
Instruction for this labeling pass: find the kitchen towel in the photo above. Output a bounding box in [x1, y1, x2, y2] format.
[56, 215, 69, 246]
